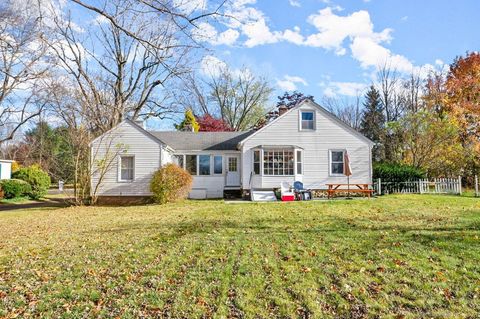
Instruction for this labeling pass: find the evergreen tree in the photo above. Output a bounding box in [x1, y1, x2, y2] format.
[360, 85, 385, 161]
[175, 109, 199, 132]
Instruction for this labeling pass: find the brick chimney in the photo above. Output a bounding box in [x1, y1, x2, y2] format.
[278, 104, 288, 116]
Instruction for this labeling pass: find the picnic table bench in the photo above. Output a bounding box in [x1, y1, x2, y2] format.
[325, 183, 374, 199]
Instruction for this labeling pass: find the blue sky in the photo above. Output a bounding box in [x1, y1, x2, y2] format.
[196, 0, 480, 101]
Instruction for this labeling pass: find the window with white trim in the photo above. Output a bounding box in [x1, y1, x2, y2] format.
[199, 155, 211, 175]
[174, 155, 184, 169]
[330, 150, 344, 175]
[119, 156, 134, 181]
[185, 155, 197, 175]
[263, 149, 294, 175]
[296, 150, 302, 174]
[228, 157, 237, 172]
[253, 150, 261, 174]
[214, 155, 223, 174]
[301, 111, 315, 130]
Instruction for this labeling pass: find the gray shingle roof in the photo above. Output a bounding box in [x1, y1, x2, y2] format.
[148, 131, 254, 151]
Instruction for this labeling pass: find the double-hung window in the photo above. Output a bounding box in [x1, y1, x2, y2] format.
[263, 149, 294, 176]
[330, 150, 345, 175]
[253, 150, 261, 174]
[119, 156, 134, 181]
[296, 150, 302, 174]
[301, 111, 315, 130]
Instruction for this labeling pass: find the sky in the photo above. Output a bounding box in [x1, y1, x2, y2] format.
[195, 0, 480, 101]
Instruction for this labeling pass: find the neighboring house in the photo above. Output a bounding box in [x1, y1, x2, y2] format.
[0, 160, 13, 180]
[90, 99, 373, 202]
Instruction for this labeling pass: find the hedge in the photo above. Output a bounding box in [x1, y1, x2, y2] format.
[0, 179, 32, 199]
[373, 162, 425, 182]
[12, 165, 51, 199]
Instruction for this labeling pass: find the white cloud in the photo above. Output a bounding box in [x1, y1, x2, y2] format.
[200, 55, 227, 77]
[193, 22, 240, 46]
[243, 19, 281, 47]
[322, 81, 367, 97]
[281, 26, 304, 45]
[350, 36, 414, 73]
[277, 75, 308, 91]
[289, 0, 301, 7]
[304, 8, 392, 56]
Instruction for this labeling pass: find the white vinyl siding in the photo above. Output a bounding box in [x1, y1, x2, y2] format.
[241, 102, 372, 190]
[90, 121, 162, 196]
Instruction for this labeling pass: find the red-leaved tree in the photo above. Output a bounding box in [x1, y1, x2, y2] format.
[196, 114, 234, 132]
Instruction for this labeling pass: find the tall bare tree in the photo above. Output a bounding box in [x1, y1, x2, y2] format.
[208, 66, 272, 130]
[322, 94, 363, 130]
[0, 1, 53, 145]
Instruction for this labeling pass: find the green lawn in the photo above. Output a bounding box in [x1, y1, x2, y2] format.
[1, 195, 479, 318]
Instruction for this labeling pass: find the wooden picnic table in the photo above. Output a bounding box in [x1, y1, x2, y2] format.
[325, 183, 373, 199]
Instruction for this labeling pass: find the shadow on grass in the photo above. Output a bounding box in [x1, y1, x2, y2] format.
[0, 197, 73, 211]
[88, 217, 480, 246]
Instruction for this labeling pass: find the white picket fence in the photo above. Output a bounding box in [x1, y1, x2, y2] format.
[375, 177, 463, 195]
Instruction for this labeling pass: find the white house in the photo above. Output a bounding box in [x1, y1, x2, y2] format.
[0, 160, 13, 180]
[90, 99, 373, 202]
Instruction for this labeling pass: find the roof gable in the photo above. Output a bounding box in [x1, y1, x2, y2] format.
[238, 99, 374, 147]
[89, 119, 165, 147]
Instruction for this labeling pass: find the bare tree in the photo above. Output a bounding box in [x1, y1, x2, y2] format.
[322, 94, 364, 130]
[208, 67, 272, 130]
[377, 63, 403, 122]
[0, 2, 52, 145]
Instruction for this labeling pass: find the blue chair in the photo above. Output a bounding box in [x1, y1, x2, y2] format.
[293, 181, 312, 200]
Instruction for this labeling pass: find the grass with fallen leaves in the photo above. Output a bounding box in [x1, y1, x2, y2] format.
[1, 195, 479, 318]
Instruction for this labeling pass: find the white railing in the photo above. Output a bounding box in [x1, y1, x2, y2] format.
[375, 177, 463, 195]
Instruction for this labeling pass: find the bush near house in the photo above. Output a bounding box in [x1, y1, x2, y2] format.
[150, 163, 193, 204]
[0, 179, 31, 199]
[373, 162, 425, 182]
[12, 165, 51, 199]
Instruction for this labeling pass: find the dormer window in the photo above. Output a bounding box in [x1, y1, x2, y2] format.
[301, 111, 315, 130]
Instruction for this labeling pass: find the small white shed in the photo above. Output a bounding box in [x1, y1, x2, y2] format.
[0, 160, 13, 180]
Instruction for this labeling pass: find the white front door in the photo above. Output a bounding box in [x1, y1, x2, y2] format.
[226, 155, 240, 186]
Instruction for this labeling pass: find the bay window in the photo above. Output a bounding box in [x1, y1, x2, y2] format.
[296, 150, 302, 174]
[253, 150, 260, 174]
[263, 149, 294, 176]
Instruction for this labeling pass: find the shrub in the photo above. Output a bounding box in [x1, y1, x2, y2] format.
[150, 163, 193, 204]
[373, 162, 425, 182]
[0, 185, 4, 200]
[12, 165, 51, 199]
[0, 179, 31, 199]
